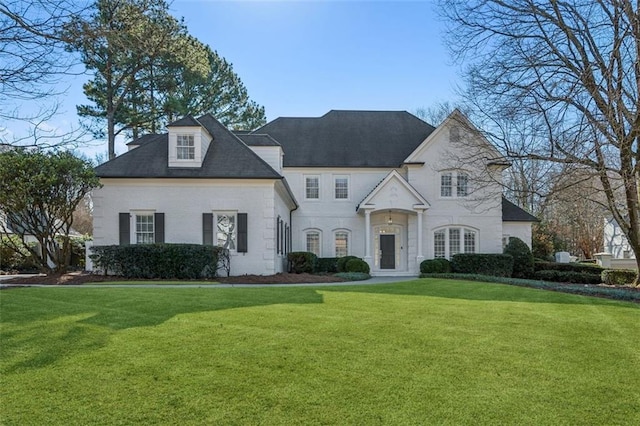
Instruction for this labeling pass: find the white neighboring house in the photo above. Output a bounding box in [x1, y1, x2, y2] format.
[91, 110, 537, 276]
[603, 217, 635, 260]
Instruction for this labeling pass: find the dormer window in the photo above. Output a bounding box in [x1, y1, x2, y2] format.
[177, 134, 195, 160]
[167, 121, 211, 168]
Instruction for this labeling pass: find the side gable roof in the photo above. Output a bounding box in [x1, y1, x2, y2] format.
[502, 197, 539, 222]
[255, 110, 436, 167]
[95, 114, 282, 179]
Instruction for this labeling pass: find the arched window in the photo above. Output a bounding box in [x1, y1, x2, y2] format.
[434, 227, 477, 259]
[304, 229, 321, 256]
[334, 230, 350, 257]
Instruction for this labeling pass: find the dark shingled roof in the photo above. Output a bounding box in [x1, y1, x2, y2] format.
[95, 114, 281, 179]
[254, 110, 436, 167]
[126, 133, 165, 146]
[166, 115, 201, 127]
[502, 197, 539, 222]
[236, 134, 281, 147]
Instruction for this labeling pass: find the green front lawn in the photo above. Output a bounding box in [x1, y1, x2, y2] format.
[1, 279, 639, 425]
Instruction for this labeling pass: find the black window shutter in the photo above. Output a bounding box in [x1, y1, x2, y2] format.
[276, 217, 281, 254]
[237, 213, 248, 253]
[154, 213, 165, 243]
[203, 213, 213, 245]
[119, 213, 130, 245]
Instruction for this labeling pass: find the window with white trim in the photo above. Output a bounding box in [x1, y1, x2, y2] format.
[215, 212, 236, 250]
[334, 231, 349, 257]
[305, 176, 320, 199]
[305, 230, 321, 256]
[434, 227, 477, 258]
[135, 214, 154, 244]
[176, 134, 195, 160]
[334, 175, 349, 200]
[440, 171, 469, 198]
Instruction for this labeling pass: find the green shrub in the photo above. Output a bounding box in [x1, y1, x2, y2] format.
[90, 244, 225, 279]
[535, 261, 603, 274]
[345, 258, 370, 274]
[504, 237, 534, 278]
[533, 270, 602, 284]
[420, 258, 451, 273]
[334, 272, 370, 281]
[336, 256, 358, 273]
[451, 253, 514, 277]
[601, 269, 637, 286]
[316, 257, 339, 273]
[287, 251, 318, 274]
[418, 273, 640, 302]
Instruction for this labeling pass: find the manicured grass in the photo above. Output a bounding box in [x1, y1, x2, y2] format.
[1, 279, 639, 425]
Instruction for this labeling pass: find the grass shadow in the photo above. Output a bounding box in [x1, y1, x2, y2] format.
[0, 287, 324, 373]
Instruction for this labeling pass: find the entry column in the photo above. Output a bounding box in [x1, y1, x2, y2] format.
[364, 209, 372, 268]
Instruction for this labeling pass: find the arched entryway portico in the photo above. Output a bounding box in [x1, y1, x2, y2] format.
[357, 171, 430, 275]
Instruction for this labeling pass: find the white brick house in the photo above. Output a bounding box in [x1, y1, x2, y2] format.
[91, 110, 537, 276]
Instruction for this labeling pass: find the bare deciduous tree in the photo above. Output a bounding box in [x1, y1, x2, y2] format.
[440, 0, 640, 284]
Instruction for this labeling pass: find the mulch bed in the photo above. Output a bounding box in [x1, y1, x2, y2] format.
[1, 271, 347, 286]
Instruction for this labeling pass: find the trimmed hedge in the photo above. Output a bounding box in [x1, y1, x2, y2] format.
[336, 256, 359, 273]
[90, 244, 226, 279]
[418, 273, 640, 302]
[451, 253, 514, 277]
[504, 237, 534, 278]
[602, 269, 637, 286]
[316, 257, 339, 273]
[287, 251, 318, 274]
[345, 258, 370, 274]
[334, 272, 370, 281]
[533, 269, 602, 284]
[420, 258, 451, 274]
[535, 261, 603, 274]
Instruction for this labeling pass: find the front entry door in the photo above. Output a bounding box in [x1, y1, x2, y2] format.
[380, 234, 396, 269]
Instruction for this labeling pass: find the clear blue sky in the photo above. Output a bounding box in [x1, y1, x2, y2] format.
[17, 0, 463, 157]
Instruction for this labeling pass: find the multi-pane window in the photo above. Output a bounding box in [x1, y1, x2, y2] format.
[135, 214, 154, 244]
[305, 176, 319, 199]
[335, 231, 349, 257]
[434, 227, 477, 258]
[440, 173, 452, 197]
[449, 228, 461, 256]
[457, 173, 469, 197]
[334, 176, 349, 199]
[464, 229, 476, 254]
[177, 134, 195, 160]
[441, 171, 469, 197]
[215, 213, 236, 250]
[306, 231, 320, 256]
[434, 230, 446, 258]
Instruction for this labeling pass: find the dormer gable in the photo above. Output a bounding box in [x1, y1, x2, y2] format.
[167, 116, 212, 168]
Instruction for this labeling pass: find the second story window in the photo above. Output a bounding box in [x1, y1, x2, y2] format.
[334, 176, 349, 199]
[305, 176, 319, 199]
[441, 171, 469, 198]
[177, 134, 195, 160]
[440, 173, 453, 197]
